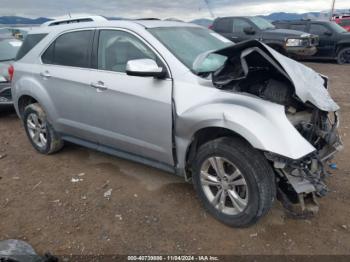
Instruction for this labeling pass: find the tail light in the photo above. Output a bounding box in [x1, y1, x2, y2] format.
[8, 65, 14, 82]
[208, 25, 213, 29]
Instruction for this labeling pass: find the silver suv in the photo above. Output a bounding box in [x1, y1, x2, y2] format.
[12, 20, 342, 227]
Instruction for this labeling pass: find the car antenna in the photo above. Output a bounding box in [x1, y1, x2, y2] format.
[203, 0, 215, 18]
[330, 0, 336, 21]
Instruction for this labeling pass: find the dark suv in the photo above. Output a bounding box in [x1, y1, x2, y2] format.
[212, 16, 318, 57]
[274, 20, 350, 64]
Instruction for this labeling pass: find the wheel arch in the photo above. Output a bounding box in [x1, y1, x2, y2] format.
[183, 126, 253, 180]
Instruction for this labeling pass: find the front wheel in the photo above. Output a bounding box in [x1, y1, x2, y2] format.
[192, 137, 276, 227]
[337, 47, 350, 64]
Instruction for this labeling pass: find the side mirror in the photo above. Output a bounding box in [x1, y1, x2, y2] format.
[243, 27, 256, 35]
[126, 59, 166, 78]
[324, 31, 332, 36]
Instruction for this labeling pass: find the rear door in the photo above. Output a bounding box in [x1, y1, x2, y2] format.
[39, 29, 98, 142]
[89, 29, 174, 165]
[213, 18, 235, 41]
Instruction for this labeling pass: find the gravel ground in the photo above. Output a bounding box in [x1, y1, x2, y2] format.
[0, 63, 349, 256]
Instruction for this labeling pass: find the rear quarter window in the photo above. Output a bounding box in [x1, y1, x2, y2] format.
[15, 33, 47, 61]
[0, 39, 22, 61]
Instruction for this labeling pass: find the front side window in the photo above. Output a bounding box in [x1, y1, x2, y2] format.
[248, 17, 275, 30]
[97, 30, 159, 73]
[233, 19, 252, 33]
[42, 30, 93, 68]
[310, 24, 329, 35]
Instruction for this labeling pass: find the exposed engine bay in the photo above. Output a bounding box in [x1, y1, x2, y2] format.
[208, 40, 343, 217]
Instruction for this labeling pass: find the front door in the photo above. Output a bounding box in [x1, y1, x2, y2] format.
[89, 29, 174, 165]
[309, 23, 337, 58]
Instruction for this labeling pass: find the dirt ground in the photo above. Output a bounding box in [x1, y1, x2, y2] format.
[0, 63, 349, 256]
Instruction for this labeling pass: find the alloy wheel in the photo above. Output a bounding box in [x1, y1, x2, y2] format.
[26, 113, 47, 148]
[339, 49, 350, 64]
[200, 157, 249, 215]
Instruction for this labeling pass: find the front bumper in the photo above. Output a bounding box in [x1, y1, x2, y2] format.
[286, 46, 317, 57]
[266, 111, 343, 217]
[285, 35, 319, 57]
[0, 82, 13, 105]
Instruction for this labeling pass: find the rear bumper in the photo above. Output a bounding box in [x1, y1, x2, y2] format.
[0, 82, 13, 105]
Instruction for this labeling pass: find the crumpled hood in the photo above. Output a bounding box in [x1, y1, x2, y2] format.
[213, 40, 339, 112]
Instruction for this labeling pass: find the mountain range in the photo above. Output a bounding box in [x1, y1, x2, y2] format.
[0, 9, 349, 26]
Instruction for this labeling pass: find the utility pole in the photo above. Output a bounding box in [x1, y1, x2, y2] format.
[203, 0, 215, 18]
[330, 0, 336, 20]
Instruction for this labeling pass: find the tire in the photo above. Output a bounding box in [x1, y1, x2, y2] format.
[192, 137, 276, 227]
[23, 103, 64, 154]
[337, 47, 350, 64]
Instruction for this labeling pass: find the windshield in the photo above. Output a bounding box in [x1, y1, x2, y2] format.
[249, 17, 275, 30]
[149, 27, 233, 72]
[329, 21, 348, 33]
[0, 39, 22, 61]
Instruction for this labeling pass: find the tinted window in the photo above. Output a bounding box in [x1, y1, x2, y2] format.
[16, 34, 46, 61]
[310, 24, 330, 35]
[214, 18, 232, 33]
[42, 30, 93, 68]
[0, 39, 22, 61]
[340, 20, 350, 26]
[233, 19, 251, 33]
[248, 17, 275, 30]
[290, 24, 307, 32]
[97, 30, 158, 73]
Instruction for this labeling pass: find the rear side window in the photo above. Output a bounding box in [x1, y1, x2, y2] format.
[214, 18, 232, 33]
[42, 30, 93, 68]
[290, 24, 307, 32]
[15, 34, 47, 61]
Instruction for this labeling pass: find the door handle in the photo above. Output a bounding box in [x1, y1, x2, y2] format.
[91, 81, 108, 91]
[39, 71, 51, 78]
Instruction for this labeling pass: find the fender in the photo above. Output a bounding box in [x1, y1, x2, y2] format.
[174, 85, 316, 171]
[12, 75, 59, 128]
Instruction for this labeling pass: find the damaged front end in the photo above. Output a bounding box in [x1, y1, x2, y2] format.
[205, 40, 343, 218]
[266, 109, 343, 218]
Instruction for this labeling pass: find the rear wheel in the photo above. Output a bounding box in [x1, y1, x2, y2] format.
[192, 137, 276, 227]
[23, 103, 64, 154]
[337, 47, 350, 64]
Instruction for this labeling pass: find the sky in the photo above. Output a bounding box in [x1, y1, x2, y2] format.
[0, 0, 349, 20]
